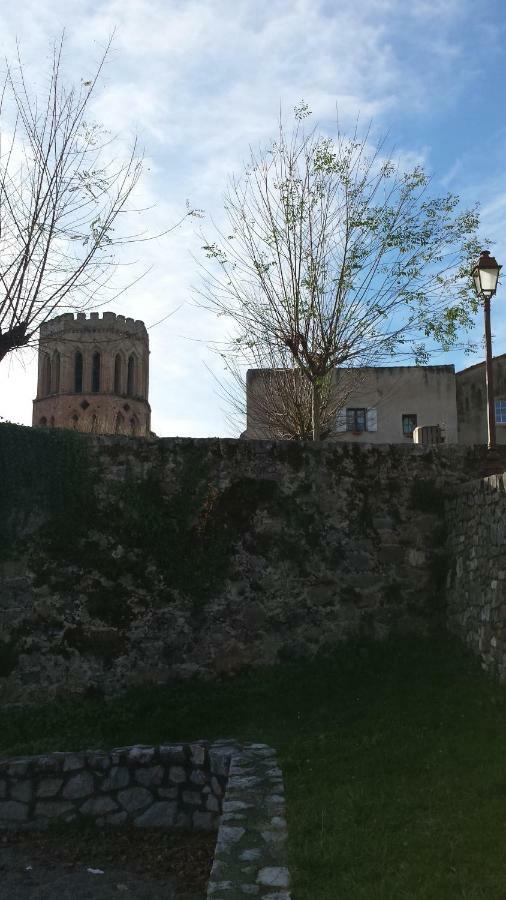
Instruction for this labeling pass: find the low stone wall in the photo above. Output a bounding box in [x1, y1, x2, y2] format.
[0, 741, 230, 831]
[446, 473, 506, 678]
[0, 738, 291, 898]
[208, 743, 290, 899]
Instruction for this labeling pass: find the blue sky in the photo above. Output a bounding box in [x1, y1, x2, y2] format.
[1, 0, 506, 436]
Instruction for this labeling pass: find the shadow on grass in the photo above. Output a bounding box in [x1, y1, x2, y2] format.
[2, 636, 506, 899]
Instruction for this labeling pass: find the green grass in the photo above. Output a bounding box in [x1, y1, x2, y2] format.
[2, 637, 506, 899]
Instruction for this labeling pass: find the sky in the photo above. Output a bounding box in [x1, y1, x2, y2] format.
[1, 0, 506, 437]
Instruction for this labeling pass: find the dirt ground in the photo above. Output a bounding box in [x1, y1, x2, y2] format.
[0, 825, 216, 899]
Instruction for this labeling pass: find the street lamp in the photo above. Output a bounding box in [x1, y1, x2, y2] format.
[471, 250, 502, 450]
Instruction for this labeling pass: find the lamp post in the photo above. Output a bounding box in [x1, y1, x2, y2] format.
[471, 250, 502, 451]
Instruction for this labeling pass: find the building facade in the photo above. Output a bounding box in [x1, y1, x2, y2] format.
[245, 364, 459, 443]
[456, 353, 506, 445]
[32, 312, 151, 436]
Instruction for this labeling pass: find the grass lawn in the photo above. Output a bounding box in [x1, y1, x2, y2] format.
[2, 636, 506, 899]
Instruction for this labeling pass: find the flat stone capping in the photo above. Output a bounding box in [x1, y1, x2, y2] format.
[207, 743, 291, 899]
[0, 740, 291, 898]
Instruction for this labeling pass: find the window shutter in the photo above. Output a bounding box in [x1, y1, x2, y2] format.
[366, 407, 377, 432]
[336, 409, 347, 432]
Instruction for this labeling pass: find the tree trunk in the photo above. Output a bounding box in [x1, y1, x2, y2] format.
[311, 380, 321, 441]
[0, 322, 29, 364]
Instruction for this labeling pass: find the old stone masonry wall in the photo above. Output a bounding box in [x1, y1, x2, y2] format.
[0, 741, 229, 831]
[446, 473, 506, 678]
[0, 739, 292, 899]
[0, 424, 500, 703]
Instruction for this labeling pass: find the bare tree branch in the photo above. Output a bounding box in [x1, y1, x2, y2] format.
[197, 106, 481, 439]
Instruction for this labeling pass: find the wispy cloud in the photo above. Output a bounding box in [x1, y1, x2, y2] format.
[0, 0, 502, 433]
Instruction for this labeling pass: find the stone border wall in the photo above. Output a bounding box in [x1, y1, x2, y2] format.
[446, 472, 506, 678]
[208, 743, 290, 899]
[0, 739, 291, 897]
[0, 741, 231, 831]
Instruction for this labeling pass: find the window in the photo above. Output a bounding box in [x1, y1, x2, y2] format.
[74, 352, 83, 393]
[496, 400, 506, 424]
[91, 352, 101, 393]
[52, 351, 60, 393]
[127, 354, 136, 396]
[39, 417, 47, 427]
[42, 354, 51, 396]
[402, 413, 417, 437]
[114, 354, 123, 394]
[114, 412, 124, 434]
[346, 408, 367, 432]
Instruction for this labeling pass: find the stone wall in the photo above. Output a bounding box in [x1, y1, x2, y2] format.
[0, 738, 292, 898]
[1, 424, 502, 703]
[446, 473, 506, 677]
[0, 741, 230, 832]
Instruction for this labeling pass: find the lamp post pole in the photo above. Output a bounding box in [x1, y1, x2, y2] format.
[484, 294, 496, 450]
[471, 250, 502, 454]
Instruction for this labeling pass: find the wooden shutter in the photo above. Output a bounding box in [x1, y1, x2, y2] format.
[366, 407, 377, 432]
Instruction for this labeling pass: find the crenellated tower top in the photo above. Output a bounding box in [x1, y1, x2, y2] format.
[33, 310, 151, 436]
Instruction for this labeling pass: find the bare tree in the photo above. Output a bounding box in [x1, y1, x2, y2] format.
[0, 35, 192, 365]
[210, 348, 358, 439]
[199, 106, 481, 440]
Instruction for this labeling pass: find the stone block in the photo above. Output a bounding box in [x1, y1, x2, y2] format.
[182, 790, 202, 806]
[135, 765, 164, 787]
[134, 801, 177, 827]
[190, 743, 206, 766]
[11, 780, 32, 803]
[257, 867, 290, 888]
[118, 786, 152, 812]
[63, 771, 94, 799]
[63, 753, 85, 772]
[169, 766, 187, 784]
[158, 787, 178, 799]
[0, 800, 28, 821]
[80, 795, 118, 815]
[101, 766, 130, 791]
[37, 778, 64, 798]
[34, 801, 74, 818]
[128, 746, 155, 765]
[193, 810, 214, 830]
[159, 745, 186, 764]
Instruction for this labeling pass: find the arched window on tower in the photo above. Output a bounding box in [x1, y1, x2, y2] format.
[90, 414, 98, 433]
[74, 352, 83, 392]
[114, 412, 124, 434]
[91, 352, 101, 393]
[42, 355, 51, 396]
[50, 416, 55, 427]
[114, 354, 123, 394]
[52, 351, 60, 393]
[71, 414, 79, 430]
[130, 416, 139, 436]
[39, 416, 47, 427]
[127, 354, 136, 397]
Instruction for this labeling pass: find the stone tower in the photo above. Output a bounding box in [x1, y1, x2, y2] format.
[32, 312, 151, 436]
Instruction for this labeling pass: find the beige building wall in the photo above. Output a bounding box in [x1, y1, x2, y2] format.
[245, 365, 458, 443]
[456, 354, 506, 445]
[32, 311, 151, 436]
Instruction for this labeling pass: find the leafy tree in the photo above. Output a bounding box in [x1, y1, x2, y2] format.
[199, 107, 480, 440]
